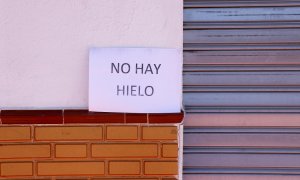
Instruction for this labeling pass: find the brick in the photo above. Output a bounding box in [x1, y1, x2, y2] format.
[56, 179, 87, 180]
[106, 126, 138, 140]
[125, 113, 147, 123]
[64, 110, 124, 123]
[55, 144, 87, 158]
[0, 126, 31, 141]
[142, 126, 177, 140]
[93, 177, 158, 180]
[109, 161, 140, 175]
[149, 111, 184, 123]
[144, 161, 178, 175]
[162, 144, 178, 158]
[35, 126, 103, 141]
[92, 144, 158, 158]
[0, 144, 50, 159]
[37, 161, 104, 176]
[1, 110, 63, 124]
[8, 179, 52, 180]
[15, 179, 52, 180]
[1, 162, 33, 176]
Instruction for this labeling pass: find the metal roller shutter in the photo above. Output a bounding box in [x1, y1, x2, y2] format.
[183, 0, 300, 179]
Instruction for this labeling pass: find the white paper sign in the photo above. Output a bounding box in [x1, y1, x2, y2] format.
[89, 48, 182, 113]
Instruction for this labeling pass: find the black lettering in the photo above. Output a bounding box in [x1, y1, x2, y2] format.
[154, 64, 161, 74]
[136, 63, 143, 74]
[138, 86, 144, 96]
[144, 64, 153, 74]
[111, 63, 119, 73]
[131, 85, 137, 96]
[126, 85, 129, 96]
[145, 86, 154, 96]
[121, 63, 130, 73]
[117, 85, 124, 96]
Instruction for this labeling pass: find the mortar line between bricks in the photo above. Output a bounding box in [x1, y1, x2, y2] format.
[140, 159, 144, 176]
[105, 158, 109, 176]
[147, 113, 149, 124]
[31, 125, 34, 143]
[158, 141, 162, 158]
[139, 124, 142, 141]
[103, 124, 107, 142]
[137, 125, 140, 141]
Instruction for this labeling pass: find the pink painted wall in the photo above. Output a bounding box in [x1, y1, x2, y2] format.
[0, 0, 182, 108]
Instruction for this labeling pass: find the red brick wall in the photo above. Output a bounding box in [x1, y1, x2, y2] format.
[0, 124, 179, 179]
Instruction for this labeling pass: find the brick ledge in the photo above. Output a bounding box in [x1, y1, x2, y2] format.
[0, 109, 184, 124]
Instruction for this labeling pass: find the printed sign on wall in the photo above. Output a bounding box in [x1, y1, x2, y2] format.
[89, 48, 182, 113]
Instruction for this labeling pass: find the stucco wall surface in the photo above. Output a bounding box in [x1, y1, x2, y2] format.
[0, 0, 182, 108]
